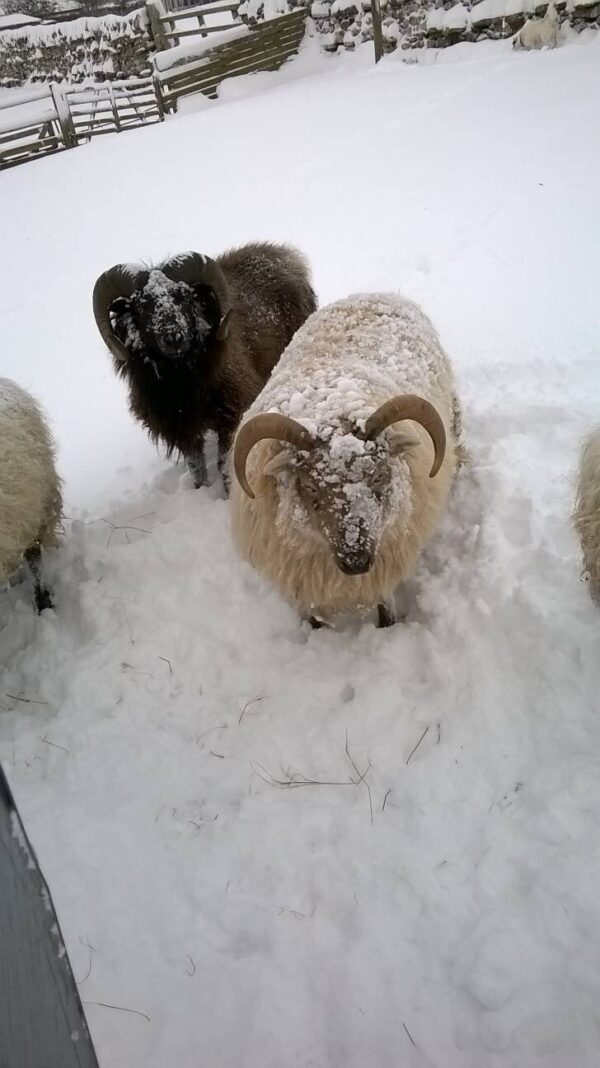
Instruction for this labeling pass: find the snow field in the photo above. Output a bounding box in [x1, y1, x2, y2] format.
[1, 32, 600, 1068]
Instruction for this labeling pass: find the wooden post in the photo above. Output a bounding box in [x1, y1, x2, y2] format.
[108, 84, 121, 132]
[49, 82, 77, 148]
[147, 0, 170, 50]
[158, 0, 179, 46]
[153, 71, 166, 119]
[371, 0, 383, 62]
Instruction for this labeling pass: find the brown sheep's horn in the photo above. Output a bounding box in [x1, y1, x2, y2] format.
[233, 414, 314, 499]
[92, 264, 147, 363]
[365, 394, 446, 477]
[162, 251, 232, 340]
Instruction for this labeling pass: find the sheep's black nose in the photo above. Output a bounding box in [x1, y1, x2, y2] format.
[335, 551, 373, 576]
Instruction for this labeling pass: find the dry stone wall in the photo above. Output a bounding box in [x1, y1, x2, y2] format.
[308, 0, 598, 53]
[0, 9, 151, 86]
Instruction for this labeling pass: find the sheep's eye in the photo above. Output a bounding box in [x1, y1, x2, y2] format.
[301, 482, 320, 509]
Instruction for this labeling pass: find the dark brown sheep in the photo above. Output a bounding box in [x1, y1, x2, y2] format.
[92, 242, 317, 488]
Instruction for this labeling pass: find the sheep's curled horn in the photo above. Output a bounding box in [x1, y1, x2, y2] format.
[92, 264, 147, 363]
[363, 395, 446, 476]
[92, 252, 233, 362]
[233, 394, 446, 500]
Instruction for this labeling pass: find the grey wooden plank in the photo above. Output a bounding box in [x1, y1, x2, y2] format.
[162, 45, 300, 105]
[159, 0, 240, 21]
[161, 21, 305, 85]
[0, 86, 52, 112]
[159, 7, 305, 56]
[0, 763, 99, 1068]
[163, 22, 245, 38]
[163, 33, 303, 90]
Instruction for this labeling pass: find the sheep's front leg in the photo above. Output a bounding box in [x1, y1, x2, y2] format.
[25, 543, 53, 614]
[186, 443, 207, 489]
[377, 603, 395, 628]
[217, 429, 232, 495]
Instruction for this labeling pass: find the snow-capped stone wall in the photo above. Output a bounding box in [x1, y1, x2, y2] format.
[1, 0, 597, 87]
[0, 10, 151, 87]
[308, 0, 599, 53]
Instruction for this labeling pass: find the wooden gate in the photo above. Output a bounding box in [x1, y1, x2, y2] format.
[0, 84, 74, 170]
[65, 76, 163, 141]
[0, 77, 162, 170]
[153, 5, 308, 111]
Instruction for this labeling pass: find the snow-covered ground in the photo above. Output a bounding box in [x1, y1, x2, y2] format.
[1, 32, 600, 1068]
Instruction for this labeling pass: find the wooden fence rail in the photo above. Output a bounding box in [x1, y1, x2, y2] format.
[0, 84, 52, 110]
[0, 3, 308, 170]
[65, 76, 163, 141]
[0, 85, 69, 169]
[148, 0, 242, 47]
[0, 120, 63, 167]
[0, 75, 163, 169]
[154, 5, 308, 110]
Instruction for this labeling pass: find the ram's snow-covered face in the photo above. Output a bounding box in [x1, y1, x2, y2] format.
[111, 270, 212, 362]
[272, 430, 413, 576]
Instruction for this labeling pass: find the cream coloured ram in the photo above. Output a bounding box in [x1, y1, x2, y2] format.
[0, 378, 62, 612]
[229, 293, 463, 627]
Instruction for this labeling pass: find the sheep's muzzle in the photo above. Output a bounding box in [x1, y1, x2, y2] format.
[335, 548, 374, 576]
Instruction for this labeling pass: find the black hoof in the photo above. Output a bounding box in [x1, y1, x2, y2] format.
[377, 604, 395, 628]
[34, 587, 54, 614]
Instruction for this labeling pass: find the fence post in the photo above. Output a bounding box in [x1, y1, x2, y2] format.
[147, 0, 170, 50]
[49, 82, 77, 148]
[108, 84, 121, 133]
[152, 72, 166, 120]
[371, 0, 383, 62]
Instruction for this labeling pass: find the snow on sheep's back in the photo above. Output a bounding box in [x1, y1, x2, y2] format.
[1, 32, 600, 1068]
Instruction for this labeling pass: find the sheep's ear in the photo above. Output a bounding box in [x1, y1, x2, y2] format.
[263, 450, 294, 478]
[387, 429, 420, 457]
[216, 309, 233, 341]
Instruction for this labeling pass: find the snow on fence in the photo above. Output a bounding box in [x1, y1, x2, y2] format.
[152, 3, 308, 109]
[0, 4, 307, 167]
[66, 75, 163, 140]
[0, 74, 161, 168]
[147, 0, 244, 50]
[0, 83, 72, 168]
